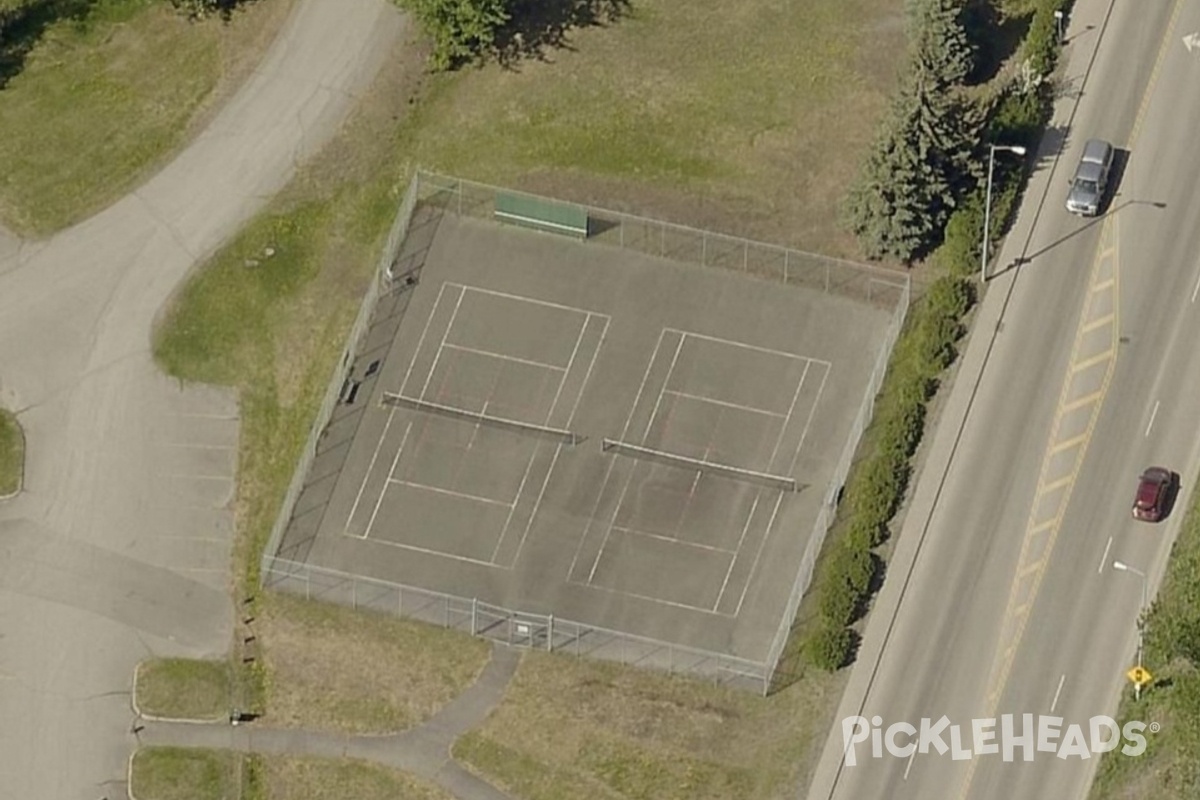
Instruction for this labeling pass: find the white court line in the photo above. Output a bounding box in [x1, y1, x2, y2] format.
[490, 437, 544, 562]
[665, 327, 830, 366]
[664, 389, 788, 419]
[566, 456, 621, 582]
[714, 359, 814, 609]
[571, 579, 737, 617]
[362, 425, 410, 541]
[733, 362, 830, 616]
[517, 315, 613, 570]
[612, 524, 739, 555]
[1145, 400, 1160, 437]
[641, 332, 687, 441]
[713, 493, 765, 612]
[904, 750, 916, 781]
[418, 286, 467, 401]
[489, 315, 588, 563]
[1097, 536, 1113, 574]
[619, 328, 669, 441]
[442, 342, 566, 372]
[388, 478, 514, 509]
[399, 282, 450, 398]
[1051, 674, 1066, 713]
[346, 412, 402, 537]
[367, 536, 508, 569]
[454, 282, 598, 317]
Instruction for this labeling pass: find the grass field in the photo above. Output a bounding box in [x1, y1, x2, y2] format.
[1089, 474, 1200, 799]
[130, 747, 243, 800]
[130, 749, 455, 800]
[135, 658, 231, 721]
[258, 591, 490, 733]
[393, 0, 905, 258]
[454, 652, 845, 800]
[0, 0, 292, 237]
[0, 407, 22, 497]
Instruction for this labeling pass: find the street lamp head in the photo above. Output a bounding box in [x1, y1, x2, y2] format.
[1113, 561, 1130, 572]
[1011, 146, 1027, 156]
[990, 144, 1027, 156]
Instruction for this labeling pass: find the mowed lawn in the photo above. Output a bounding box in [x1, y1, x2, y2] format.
[399, 0, 905, 257]
[0, 0, 292, 237]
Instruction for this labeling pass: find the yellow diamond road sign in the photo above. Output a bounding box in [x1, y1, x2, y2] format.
[1127, 666, 1152, 686]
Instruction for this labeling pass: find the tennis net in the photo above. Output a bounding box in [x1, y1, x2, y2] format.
[381, 392, 582, 445]
[601, 438, 797, 492]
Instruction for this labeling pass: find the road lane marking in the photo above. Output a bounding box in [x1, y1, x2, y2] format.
[1192, 271, 1200, 303]
[1050, 433, 1088, 454]
[1082, 314, 1115, 333]
[1098, 536, 1113, 574]
[904, 749, 916, 780]
[1063, 391, 1104, 412]
[1051, 674, 1066, 712]
[957, 0, 1188, 791]
[1146, 400, 1160, 436]
[1071, 350, 1116, 373]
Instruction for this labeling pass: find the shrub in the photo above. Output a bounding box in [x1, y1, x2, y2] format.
[819, 575, 861, 628]
[805, 621, 854, 672]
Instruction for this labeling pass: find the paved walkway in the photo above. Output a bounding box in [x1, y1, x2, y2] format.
[0, 2, 406, 798]
[137, 643, 520, 800]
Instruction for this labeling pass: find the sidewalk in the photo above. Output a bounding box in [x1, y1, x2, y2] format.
[135, 643, 520, 800]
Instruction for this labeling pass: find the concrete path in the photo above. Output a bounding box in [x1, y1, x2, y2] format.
[0, 2, 406, 798]
[137, 644, 520, 800]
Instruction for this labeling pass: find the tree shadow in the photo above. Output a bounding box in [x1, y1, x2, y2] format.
[493, 0, 631, 68]
[963, 1, 1030, 85]
[0, 0, 99, 89]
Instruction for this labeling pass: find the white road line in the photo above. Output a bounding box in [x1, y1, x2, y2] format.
[1192, 271, 1200, 303]
[904, 750, 916, 780]
[1098, 535, 1113, 574]
[1146, 400, 1160, 436]
[1051, 674, 1066, 713]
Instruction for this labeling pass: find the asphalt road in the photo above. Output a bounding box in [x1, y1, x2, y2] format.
[806, 0, 1200, 798]
[0, 2, 404, 798]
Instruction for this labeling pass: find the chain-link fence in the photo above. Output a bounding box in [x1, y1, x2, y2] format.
[263, 557, 771, 693]
[260, 169, 910, 695]
[762, 276, 909, 687]
[412, 170, 909, 307]
[258, 177, 420, 576]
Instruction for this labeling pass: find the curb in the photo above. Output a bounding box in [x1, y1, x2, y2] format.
[130, 661, 228, 726]
[0, 407, 24, 501]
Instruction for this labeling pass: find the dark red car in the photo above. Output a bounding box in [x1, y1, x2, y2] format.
[1132, 467, 1172, 522]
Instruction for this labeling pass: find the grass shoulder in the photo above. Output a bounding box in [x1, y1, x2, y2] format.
[135, 658, 231, 721]
[1089, 473, 1200, 799]
[130, 749, 454, 800]
[0, 407, 24, 497]
[0, 0, 292, 237]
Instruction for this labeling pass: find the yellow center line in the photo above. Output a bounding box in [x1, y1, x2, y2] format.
[1071, 349, 1116, 373]
[1050, 432, 1089, 454]
[1081, 314, 1116, 333]
[1062, 391, 1105, 412]
[1041, 474, 1076, 494]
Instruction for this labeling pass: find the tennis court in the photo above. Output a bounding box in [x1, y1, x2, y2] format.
[275, 204, 897, 663]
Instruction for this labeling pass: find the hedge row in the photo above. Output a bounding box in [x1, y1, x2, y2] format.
[803, 2, 1074, 672]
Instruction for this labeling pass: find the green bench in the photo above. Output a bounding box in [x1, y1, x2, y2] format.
[494, 192, 588, 239]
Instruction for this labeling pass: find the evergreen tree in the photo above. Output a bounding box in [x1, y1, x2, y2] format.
[906, 0, 975, 88]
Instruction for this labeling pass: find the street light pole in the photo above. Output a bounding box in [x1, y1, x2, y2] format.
[981, 144, 1027, 283]
[1113, 560, 1149, 699]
